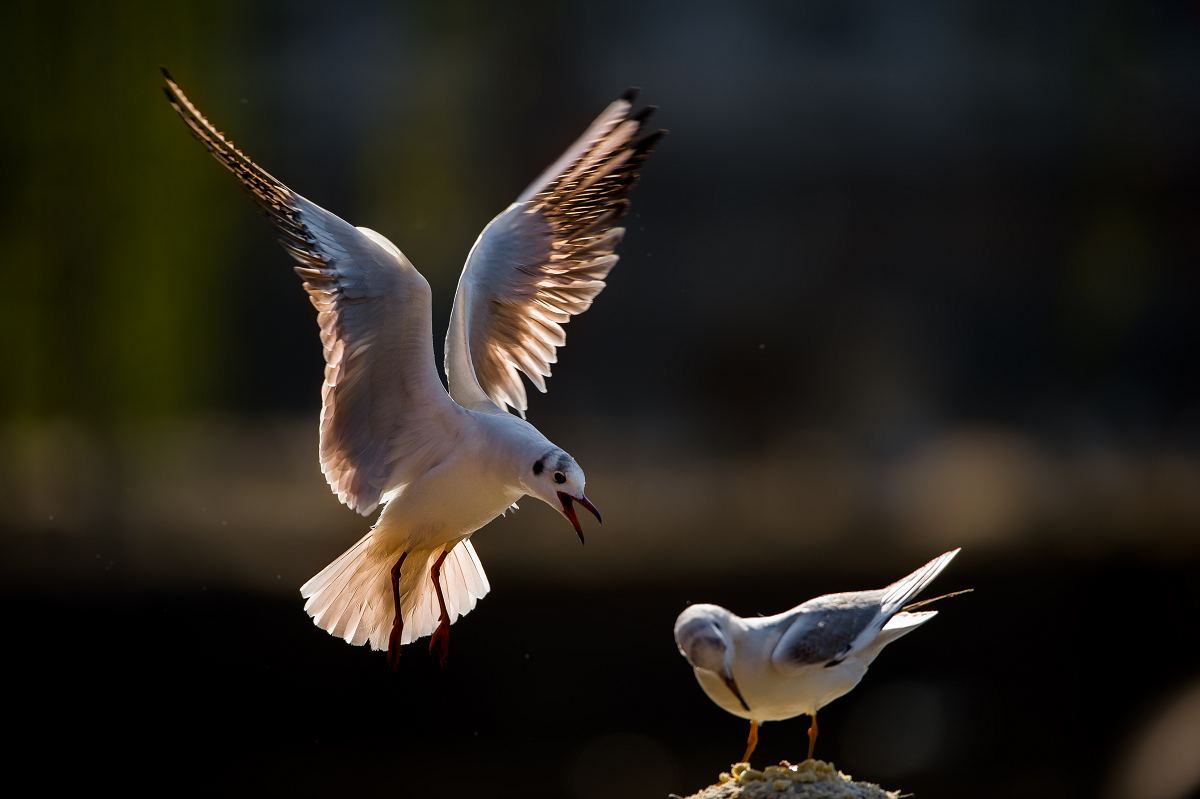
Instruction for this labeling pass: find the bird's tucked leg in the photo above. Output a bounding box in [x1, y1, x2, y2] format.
[387, 551, 409, 670]
[742, 720, 758, 763]
[428, 549, 452, 665]
[806, 712, 818, 761]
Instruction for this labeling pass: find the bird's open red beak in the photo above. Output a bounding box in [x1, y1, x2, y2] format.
[558, 492, 601, 545]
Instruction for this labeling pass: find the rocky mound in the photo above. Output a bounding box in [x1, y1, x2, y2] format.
[679, 760, 898, 799]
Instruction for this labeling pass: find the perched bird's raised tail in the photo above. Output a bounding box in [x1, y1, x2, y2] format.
[853, 610, 938, 666]
[849, 548, 963, 664]
[880, 548, 961, 617]
[771, 548, 963, 675]
[300, 535, 490, 650]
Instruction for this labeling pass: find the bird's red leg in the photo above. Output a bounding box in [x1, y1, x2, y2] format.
[806, 712, 818, 761]
[387, 551, 409, 670]
[742, 720, 758, 763]
[428, 549, 452, 665]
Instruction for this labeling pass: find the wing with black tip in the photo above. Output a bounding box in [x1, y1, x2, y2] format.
[444, 90, 666, 416]
[162, 69, 460, 516]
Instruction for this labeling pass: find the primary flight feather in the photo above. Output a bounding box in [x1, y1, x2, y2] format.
[162, 69, 664, 666]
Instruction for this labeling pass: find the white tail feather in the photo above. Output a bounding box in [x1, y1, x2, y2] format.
[857, 610, 938, 666]
[880, 548, 961, 615]
[842, 549, 960, 660]
[882, 609, 937, 632]
[301, 534, 490, 652]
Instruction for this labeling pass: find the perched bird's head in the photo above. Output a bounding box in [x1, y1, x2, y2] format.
[674, 604, 750, 712]
[521, 448, 600, 544]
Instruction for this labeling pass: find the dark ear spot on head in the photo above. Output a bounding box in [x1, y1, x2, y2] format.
[532, 459, 544, 475]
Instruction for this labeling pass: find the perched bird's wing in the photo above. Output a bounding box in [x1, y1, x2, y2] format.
[770, 591, 886, 675]
[163, 70, 460, 516]
[444, 90, 666, 415]
[771, 549, 961, 675]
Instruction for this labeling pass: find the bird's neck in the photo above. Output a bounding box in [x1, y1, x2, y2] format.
[470, 410, 555, 494]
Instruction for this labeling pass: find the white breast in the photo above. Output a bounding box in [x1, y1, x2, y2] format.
[695, 657, 869, 723]
[373, 412, 530, 551]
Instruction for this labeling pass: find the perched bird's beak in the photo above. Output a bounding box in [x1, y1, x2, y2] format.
[558, 492, 602, 544]
[724, 671, 751, 712]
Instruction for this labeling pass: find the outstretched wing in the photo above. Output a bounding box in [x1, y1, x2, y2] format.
[444, 89, 666, 415]
[163, 70, 460, 515]
[771, 549, 961, 675]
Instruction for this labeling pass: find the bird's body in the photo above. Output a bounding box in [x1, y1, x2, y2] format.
[674, 549, 962, 761]
[162, 71, 664, 663]
[693, 614, 869, 722]
[302, 407, 555, 651]
[307, 405, 554, 647]
[689, 597, 932, 722]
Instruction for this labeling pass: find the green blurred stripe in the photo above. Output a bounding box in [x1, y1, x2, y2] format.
[0, 0, 243, 421]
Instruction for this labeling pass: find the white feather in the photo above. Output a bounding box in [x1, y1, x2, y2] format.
[301, 536, 491, 651]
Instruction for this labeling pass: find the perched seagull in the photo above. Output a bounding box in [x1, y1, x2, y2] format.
[674, 549, 966, 763]
[162, 69, 664, 667]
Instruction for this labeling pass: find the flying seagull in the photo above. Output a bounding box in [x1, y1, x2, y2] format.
[674, 549, 966, 763]
[162, 69, 664, 666]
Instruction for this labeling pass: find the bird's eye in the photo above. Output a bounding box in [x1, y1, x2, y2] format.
[554, 472, 566, 484]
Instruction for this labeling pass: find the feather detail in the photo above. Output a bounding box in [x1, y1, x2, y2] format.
[162, 69, 457, 515]
[301, 536, 490, 651]
[445, 90, 666, 415]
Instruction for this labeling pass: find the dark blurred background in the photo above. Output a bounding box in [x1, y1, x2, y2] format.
[3, 1, 1199, 797]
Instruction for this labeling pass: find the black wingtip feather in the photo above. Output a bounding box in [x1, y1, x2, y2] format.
[160, 72, 318, 258]
[632, 105, 658, 123]
[620, 87, 640, 102]
[634, 129, 668, 154]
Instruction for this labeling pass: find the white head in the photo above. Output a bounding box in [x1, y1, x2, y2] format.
[674, 604, 750, 712]
[519, 447, 601, 544]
